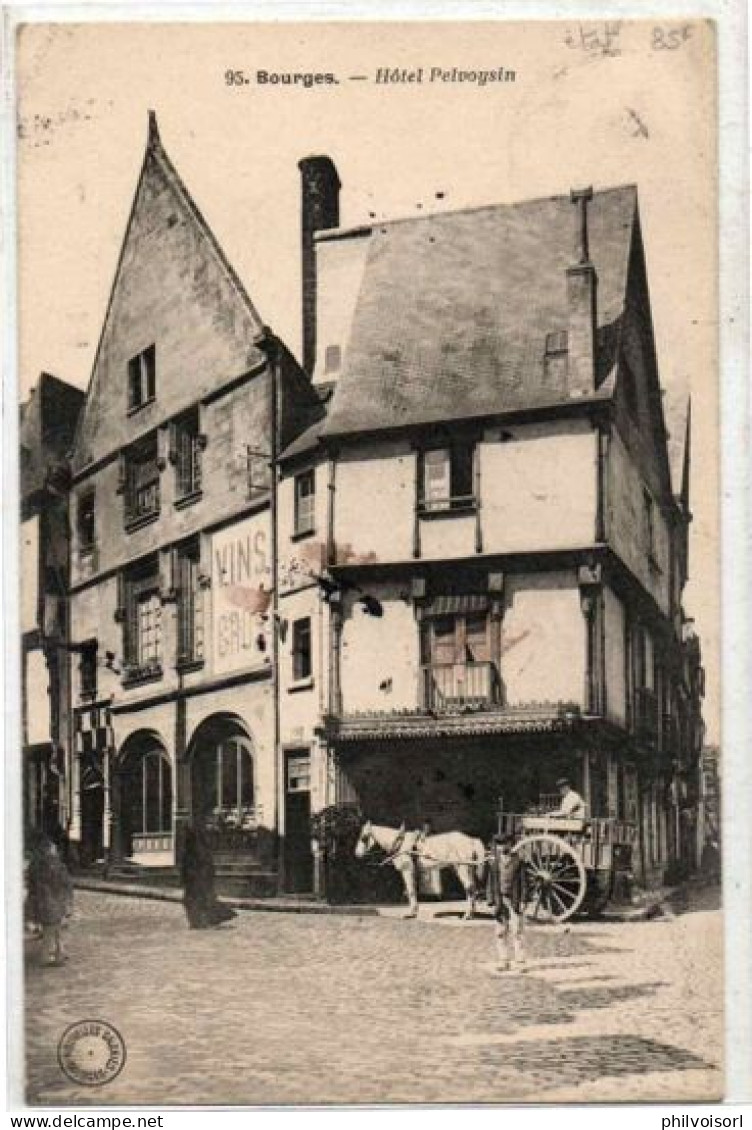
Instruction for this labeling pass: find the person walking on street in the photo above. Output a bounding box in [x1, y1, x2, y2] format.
[26, 832, 73, 966]
[487, 833, 526, 974]
[181, 824, 236, 929]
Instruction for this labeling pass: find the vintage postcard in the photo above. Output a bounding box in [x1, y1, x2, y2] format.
[8, 13, 735, 1108]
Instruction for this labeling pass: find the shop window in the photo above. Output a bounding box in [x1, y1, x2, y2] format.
[419, 444, 475, 513]
[127, 344, 156, 412]
[292, 618, 312, 682]
[294, 469, 316, 537]
[208, 738, 255, 826]
[126, 749, 172, 837]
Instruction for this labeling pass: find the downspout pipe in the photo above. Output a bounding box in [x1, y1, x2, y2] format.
[256, 328, 282, 889]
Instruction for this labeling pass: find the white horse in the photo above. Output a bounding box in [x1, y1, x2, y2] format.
[354, 821, 486, 919]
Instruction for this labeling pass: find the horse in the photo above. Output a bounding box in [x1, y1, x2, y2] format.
[354, 821, 486, 919]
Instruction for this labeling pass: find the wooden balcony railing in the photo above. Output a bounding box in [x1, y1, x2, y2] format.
[422, 661, 501, 711]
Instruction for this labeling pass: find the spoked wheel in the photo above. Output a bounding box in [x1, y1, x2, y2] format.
[514, 834, 587, 923]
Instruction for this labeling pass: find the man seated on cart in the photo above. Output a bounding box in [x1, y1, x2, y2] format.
[548, 777, 587, 819]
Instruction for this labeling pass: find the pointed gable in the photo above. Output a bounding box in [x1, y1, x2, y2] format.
[614, 207, 675, 506]
[72, 114, 266, 472]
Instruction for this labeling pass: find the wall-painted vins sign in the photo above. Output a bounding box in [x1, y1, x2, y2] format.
[211, 512, 272, 675]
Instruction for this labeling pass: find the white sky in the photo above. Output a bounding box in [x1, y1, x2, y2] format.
[15, 19, 719, 738]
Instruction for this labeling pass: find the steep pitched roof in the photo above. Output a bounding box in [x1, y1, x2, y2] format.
[71, 113, 267, 472]
[323, 185, 637, 437]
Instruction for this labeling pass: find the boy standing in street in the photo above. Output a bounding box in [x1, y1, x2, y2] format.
[487, 833, 527, 974]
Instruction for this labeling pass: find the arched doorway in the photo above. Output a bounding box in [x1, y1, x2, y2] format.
[187, 715, 257, 848]
[116, 732, 173, 862]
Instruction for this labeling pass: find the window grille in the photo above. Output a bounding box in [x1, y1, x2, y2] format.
[123, 434, 160, 527]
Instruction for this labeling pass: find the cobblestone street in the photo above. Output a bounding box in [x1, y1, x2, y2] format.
[24, 889, 722, 1106]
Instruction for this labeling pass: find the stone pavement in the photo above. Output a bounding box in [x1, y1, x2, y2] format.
[23, 886, 723, 1106]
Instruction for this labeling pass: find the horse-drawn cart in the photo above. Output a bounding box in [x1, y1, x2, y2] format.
[499, 811, 637, 923]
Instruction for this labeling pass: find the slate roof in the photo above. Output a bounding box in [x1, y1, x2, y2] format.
[323, 185, 637, 438]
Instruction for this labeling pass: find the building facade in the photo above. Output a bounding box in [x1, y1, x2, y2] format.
[20, 372, 84, 839]
[54, 119, 704, 894]
[66, 115, 318, 888]
[278, 163, 705, 891]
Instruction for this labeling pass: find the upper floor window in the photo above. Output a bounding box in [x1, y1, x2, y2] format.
[121, 433, 160, 529]
[120, 557, 163, 682]
[174, 539, 205, 666]
[419, 444, 475, 513]
[419, 603, 499, 709]
[77, 489, 96, 554]
[79, 640, 98, 700]
[643, 488, 655, 558]
[324, 344, 341, 374]
[294, 469, 316, 537]
[292, 617, 312, 683]
[246, 445, 271, 499]
[171, 408, 203, 502]
[128, 345, 156, 412]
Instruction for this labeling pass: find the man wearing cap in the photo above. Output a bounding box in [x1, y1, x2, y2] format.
[486, 833, 527, 974]
[550, 777, 587, 818]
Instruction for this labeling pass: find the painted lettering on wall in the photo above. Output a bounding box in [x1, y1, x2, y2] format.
[211, 513, 272, 675]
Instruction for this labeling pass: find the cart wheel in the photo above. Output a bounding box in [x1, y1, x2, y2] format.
[514, 834, 587, 923]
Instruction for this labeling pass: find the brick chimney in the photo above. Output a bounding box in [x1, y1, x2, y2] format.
[566, 186, 598, 395]
[298, 155, 341, 377]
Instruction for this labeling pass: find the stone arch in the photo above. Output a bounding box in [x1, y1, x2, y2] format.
[115, 729, 173, 860]
[185, 713, 256, 831]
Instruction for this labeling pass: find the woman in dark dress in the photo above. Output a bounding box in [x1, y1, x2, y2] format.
[26, 833, 73, 964]
[181, 824, 236, 929]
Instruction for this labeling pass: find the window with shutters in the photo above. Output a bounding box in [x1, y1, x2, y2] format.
[419, 444, 475, 513]
[120, 557, 163, 685]
[171, 408, 204, 503]
[127, 344, 156, 413]
[419, 604, 499, 710]
[175, 540, 205, 666]
[293, 469, 316, 537]
[121, 433, 160, 529]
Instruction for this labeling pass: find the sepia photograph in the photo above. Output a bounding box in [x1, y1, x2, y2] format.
[7, 13, 736, 1108]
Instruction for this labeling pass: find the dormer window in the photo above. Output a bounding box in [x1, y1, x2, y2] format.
[128, 345, 156, 412]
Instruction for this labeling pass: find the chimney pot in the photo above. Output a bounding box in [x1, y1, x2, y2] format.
[570, 185, 594, 264]
[299, 156, 341, 376]
[566, 187, 598, 393]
